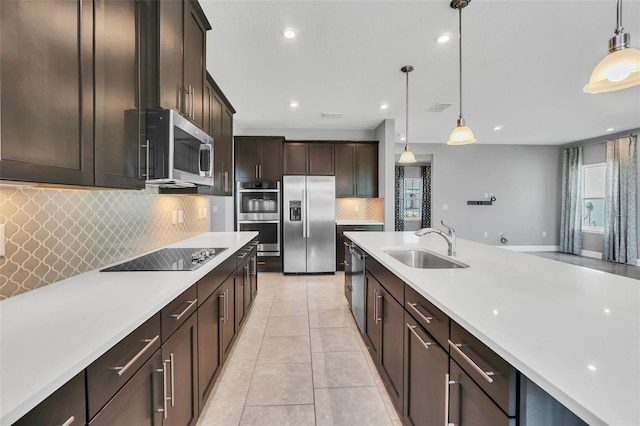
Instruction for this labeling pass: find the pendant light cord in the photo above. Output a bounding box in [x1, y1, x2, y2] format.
[615, 0, 623, 35]
[458, 7, 463, 121]
[405, 68, 409, 148]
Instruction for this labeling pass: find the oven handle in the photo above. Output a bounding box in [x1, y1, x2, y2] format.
[237, 189, 281, 193]
[238, 220, 281, 224]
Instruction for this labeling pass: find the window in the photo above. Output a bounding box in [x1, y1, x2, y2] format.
[583, 163, 605, 233]
[404, 178, 421, 220]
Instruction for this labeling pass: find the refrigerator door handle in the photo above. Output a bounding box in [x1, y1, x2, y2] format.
[305, 187, 311, 238]
[302, 189, 307, 238]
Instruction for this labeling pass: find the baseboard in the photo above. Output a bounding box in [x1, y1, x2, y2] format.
[580, 250, 602, 259]
[497, 245, 560, 252]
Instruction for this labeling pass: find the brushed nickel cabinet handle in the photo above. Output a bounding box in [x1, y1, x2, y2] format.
[191, 87, 195, 119]
[374, 290, 382, 324]
[237, 252, 248, 259]
[448, 339, 495, 383]
[113, 335, 160, 376]
[168, 353, 175, 407]
[225, 289, 229, 322]
[444, 373, 451, 426]
[406, 301, 434, 324]
[406, 323, 432, 350]
[61, 416, 75, 426]
[223, 171, 229, 192]
[160, 362, 168, 419]
[170, 299, 197, 321]
[219, 293, 225, 322]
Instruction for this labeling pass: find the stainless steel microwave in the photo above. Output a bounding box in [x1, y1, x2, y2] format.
[145, 108, 214, 187]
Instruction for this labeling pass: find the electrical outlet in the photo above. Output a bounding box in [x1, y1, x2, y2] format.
[542, 231, 547, 237]
[178, 210, 184, 223]
[171, 210, 177, 225]
[483, 231, 488, 237]
[212, 205, 218, 213]
[442, 204, 448, 210]
[198, 208, 203, 220]
[0, 224, 5, 257]
[355, 204, 360, 212]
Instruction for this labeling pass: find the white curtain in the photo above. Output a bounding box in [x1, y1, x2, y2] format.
[559, 146, 583, 254]
[603, 135, 638, 265]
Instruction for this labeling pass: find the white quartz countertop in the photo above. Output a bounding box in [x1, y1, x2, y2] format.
[344, 231, 640, 426]
[335, 220, 384, 226]
[0, 232, 257, 426]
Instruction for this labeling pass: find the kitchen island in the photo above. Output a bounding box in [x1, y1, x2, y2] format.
[344, 231, 639, 426]
[0, 231, 257, 426]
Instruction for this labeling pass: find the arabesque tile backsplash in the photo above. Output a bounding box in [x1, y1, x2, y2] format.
[0, 186, 208, 299]
[335, 198, 384, 222]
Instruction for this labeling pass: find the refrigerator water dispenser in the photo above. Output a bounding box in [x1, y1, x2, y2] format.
[289, 201, 302, 221]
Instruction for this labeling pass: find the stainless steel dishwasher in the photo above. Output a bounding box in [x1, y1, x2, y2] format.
[349, 245, 366, 334]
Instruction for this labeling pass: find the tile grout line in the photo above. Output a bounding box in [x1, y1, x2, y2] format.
[305, 277, 319, 426]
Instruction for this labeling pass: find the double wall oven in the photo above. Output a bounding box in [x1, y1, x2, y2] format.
[236, 181, 280, 257]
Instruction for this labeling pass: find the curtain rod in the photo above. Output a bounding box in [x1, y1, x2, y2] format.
[562, 128, 639, 149]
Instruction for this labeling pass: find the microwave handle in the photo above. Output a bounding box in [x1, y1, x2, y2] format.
[199, 143, 213, 176]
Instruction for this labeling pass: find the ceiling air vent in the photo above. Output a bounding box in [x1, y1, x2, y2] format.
[321, 113, 344, 118]
[427, 103, 452, 112]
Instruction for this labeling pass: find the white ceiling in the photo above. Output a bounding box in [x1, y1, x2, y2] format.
[201, 0, 640, 145]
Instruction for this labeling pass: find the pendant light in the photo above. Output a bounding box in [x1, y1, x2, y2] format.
[584, 0, 640, 93]
[399, 65, 417, 163]
[447, 0, 476, 146]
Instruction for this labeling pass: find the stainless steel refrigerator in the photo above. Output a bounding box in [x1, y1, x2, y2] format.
[283, 175, 336, 273]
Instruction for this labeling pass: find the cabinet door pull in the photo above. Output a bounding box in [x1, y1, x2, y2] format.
[140, 139, 150, 179]
[255, 165, 259, 179]
[225, 288, 229, 322]
[257, 261, 266, 265]
[191, 87, 195, 119]
[223, 171, 229, 192]
[170, 299, 198, 321]
[113, 335, 160, 376]
[343, 241, 354, 248]
[406, 323, 432, 350]
[219, 293, 225, 322]
[448, 340, 495, 383]
[61, 416, 75, 426]
[237, 252, 248, 259]
[258, 164, 262, 178]
[444, 373, 459, 426]
[343, 261, 350, 266]
[406, 301, 434, 324]
[375, 290, 382, 324]
[154, 367, 165, 416]
[168, 353, 175, 407]
[158, 362, 168, 419]
[184, 86, 191, 118]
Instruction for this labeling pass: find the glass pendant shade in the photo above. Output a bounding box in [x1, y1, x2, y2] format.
[399, 145, 417, 163]
[584, 47, 640, 93]
[447, 123, 476, 145]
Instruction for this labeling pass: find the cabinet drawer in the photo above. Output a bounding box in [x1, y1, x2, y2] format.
[161, 284, 197, 342]
[449, 359, 514, 426]
[404, 285, 449, 350]
[15, 370, 86, 426]
[87, 313, 161, 419]
[235, 243, 253, 267]
[366, 255, 404, 304]
[256, 255, 281, 272]
[197, 254, 235, 304]
[89, 350, 163, 426]
[449, 321, 518, 417]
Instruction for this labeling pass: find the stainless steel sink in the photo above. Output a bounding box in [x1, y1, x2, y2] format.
[383, 248, 469, 269]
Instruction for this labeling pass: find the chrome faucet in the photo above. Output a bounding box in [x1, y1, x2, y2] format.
[414, 220, 457, 256]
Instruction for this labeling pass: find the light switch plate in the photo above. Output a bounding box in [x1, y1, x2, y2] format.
[172, 210, 177, 225]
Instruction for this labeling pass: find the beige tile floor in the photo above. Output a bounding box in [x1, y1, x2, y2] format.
[197, 272, 402, 426]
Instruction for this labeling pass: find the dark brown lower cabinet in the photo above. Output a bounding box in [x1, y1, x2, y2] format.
[403, 312, 448, 426]
[14, 371, 86, 426]
[364, 271, 404, 411]
[220, 274, 236, 362]
[89, 350, 164, 426]
[197, 289, 222, 409]
[235, 259, 247, 330]
[162, 312, 198, 426]
[449, 360, 513, 426]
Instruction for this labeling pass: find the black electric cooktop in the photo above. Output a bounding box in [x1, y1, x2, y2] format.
[101, 247, 228, 272]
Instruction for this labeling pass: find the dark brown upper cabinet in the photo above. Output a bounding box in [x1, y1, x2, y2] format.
[335, 142, 379, 198]
[0, 0, 94, 186]
[0, 0, 148, 189]
[283, 142, 335, 175]
[158, 0, 210, 130]
[205, 73, 235, 195]
[235, 136, 283, 181]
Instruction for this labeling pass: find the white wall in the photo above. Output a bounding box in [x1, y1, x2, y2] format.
[394, 143, 562, 246]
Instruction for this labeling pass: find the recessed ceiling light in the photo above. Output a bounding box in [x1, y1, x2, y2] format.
[400, 135, 406, 141]
[289, 101, 298, 108]
[606, 127, 615, 132]
[380, 103, 389, 110]
[436, 33, 451, 44]
[493, 125, 504, 131]
[587, 365, 597, 372]
[282, 28, 296, 39]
